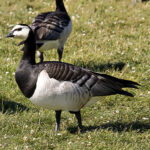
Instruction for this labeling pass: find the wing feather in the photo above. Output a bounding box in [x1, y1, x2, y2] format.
[36, 62, 139, 97]
[30, 12, 71, 41]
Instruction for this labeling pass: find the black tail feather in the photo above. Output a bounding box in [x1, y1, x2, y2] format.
[117, 90, 134, 97]
[97, 73, 140, 89]
[90, 72, 140, 97]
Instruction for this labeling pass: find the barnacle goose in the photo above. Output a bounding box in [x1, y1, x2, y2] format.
[6, 24, 139, 131]
[29, 0, 72, 62]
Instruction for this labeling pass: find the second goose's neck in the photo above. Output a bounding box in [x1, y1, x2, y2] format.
[56, 0, 67, 12]
[22, 30, 36, 65]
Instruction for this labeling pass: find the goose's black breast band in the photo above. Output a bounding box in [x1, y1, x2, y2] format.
[15, 65, 38, 98]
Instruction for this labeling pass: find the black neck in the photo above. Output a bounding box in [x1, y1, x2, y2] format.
[22, 30, 36, 65]
[56, 0, 67, 12]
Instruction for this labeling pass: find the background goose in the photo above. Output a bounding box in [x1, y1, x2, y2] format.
[6, 24, 139, 131]
[29, 0, 72, 62]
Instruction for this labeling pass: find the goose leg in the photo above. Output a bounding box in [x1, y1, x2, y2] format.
[74, 111, 83, 130]
[57, 47, 63, 62]
[55, 110, 62, 131]
[70, 111, 83, 130]
[37, 51, 44, 63]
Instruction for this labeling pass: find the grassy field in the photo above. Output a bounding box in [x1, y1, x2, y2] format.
[0, 0, 150, 149]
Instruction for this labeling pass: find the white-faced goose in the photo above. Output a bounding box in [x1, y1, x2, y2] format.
[29, 0, 72, 62]
[6, 24, 139, 131]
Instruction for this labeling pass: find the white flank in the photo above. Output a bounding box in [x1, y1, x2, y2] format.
[37, 20, 72, 52]
[84, 96, 105, 107]
[30, 70, 91, 111]
[37, 40, 59, 51]
[58, 20, 72, 47]
[12, 25, 30, 40]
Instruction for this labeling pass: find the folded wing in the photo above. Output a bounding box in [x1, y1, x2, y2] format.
[37, 62, 139, 97]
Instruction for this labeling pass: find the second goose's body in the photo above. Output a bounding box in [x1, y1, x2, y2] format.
[30, 0, 72, 62]
[7, 24, 139, 131]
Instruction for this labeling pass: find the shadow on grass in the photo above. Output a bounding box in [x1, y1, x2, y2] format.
[0, 98, 29, 114]
[67, 122, 150, 134]
[73, 61, 125, 72]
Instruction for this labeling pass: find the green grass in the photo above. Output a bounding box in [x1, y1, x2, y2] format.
[0, 0, 150, 149]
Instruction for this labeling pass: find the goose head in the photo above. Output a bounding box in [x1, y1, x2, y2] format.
[6, 24, 31, 41]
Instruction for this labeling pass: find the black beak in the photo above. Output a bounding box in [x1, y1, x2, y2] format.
[6, 32, 14, 38]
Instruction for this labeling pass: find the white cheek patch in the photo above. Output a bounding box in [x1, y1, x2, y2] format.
[11, 25, 30, 40]
[13, 29, 29, 40]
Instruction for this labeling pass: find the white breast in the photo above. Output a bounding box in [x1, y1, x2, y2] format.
[30, 70, 91, 111]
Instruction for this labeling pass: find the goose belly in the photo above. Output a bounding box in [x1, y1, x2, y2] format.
[30, 70, 90, 111]
[37, 40, 59, 52]
[84, 96, 105, 107]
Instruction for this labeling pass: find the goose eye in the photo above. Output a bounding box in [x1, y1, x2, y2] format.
[17, 28, 22, 31]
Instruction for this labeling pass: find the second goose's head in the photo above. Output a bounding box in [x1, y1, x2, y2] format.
[6, 24, 31, 41]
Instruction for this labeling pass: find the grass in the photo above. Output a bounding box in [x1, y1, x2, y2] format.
[0, 0, 150, 149]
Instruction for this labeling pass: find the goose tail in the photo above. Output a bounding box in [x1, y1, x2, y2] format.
[90, 72, 140, 97]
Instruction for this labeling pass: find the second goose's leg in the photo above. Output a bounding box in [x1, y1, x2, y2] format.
[37, 51, 44, 63]
[57, 47, 63, 62]
[55, 110, 62, 131]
